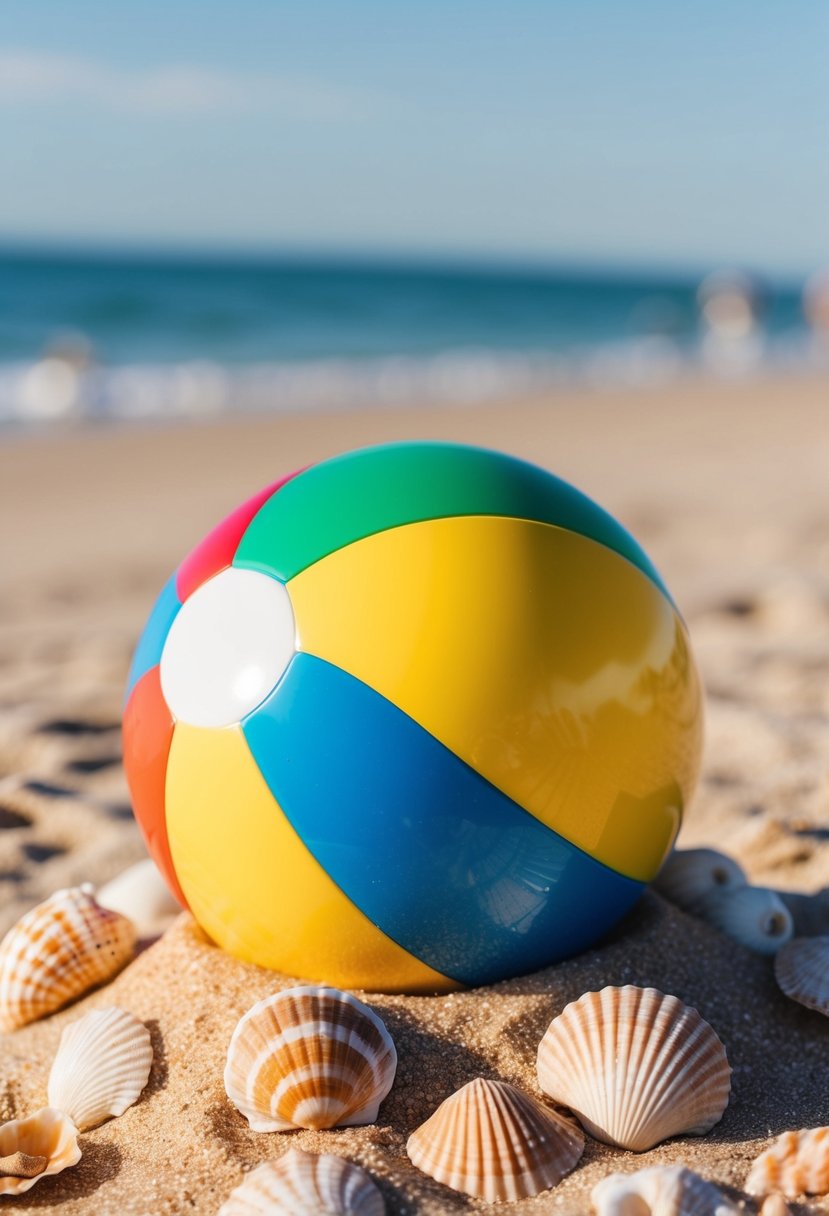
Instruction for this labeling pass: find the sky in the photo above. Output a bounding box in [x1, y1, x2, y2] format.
[0, 1, 827, 278]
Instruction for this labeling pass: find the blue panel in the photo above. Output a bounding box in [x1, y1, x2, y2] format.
[124, 575, 181, 703]
[243, 654, 643, 988]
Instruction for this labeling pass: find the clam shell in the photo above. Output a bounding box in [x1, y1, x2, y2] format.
[224, 986, 397, 1132]
[406, 1077, 584, 1202]
[97, 859, 181, 938]
[695, 886, 794, 954]
[591, 1165, 740, 1215]
[0, 884, 136, 1032]
[47, 1005, 153, 1130]
[0, 1108, 81, 1197]
[653, 847, 747, 913]
[218, 1149, 385, 1215]
[745, 1127, 829, 1198]
[759, 1197, 793, 1216]
[536, 985, 731, 1152]
[774, 936, 829, 1016]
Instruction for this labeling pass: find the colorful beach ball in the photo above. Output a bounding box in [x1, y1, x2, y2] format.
[123, 441, 703, 993]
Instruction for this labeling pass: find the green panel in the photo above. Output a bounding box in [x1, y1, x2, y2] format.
[233, 441, 672, 601]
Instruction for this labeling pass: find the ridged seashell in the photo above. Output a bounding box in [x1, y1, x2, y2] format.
[759, 1196, 793, 1216]
[774, 936, 829, 1016]
[97, 859, 181, 938]
[224, 986, 397, 1132]
[406, 1078, 584, 1202]
[591, 1165, 740, 1215]
[0, 884, 136, 1032]
[745, 1127, 829, 1198]
[218, 1149, 385, 1215]
[695, 885, 794, 954]
[536, 985, 731, 1152]
[47, 1006, 153, 1130]
[0, 1108, 81, 1197]
[653, 847, 747, 913]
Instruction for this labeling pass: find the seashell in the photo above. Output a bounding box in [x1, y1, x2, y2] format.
[536, 985, 731, 1152]
[224, 985, 397, 1132]
[759, 1197, 793, 1216]
[774, 936, 829, 1016]
[653, 847, 747, 913]
[97, 859, 181, 938]
[591, 1165, 740, 1215]
[218, 1148, 385, 1215]
[0, 884, 136, 1032]
[47, 1005, 153, 1130]
[406, 1077, 584, 1202]
[0, 1108, 81, 1197]
[695, 885, 793, 954]
[745, 1127, 829, 1198]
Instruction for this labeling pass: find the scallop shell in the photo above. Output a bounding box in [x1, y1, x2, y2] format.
[218, 1149, 385, 1215]
[0, 884, 136, 1032]
[774, 936, 829, 1016]
[224, 986, 397, 1132]
[695, 885, 793, 954]
[759, 1197, 793, 1216]
[591, 1165, 740, 1215]
[47, 1005, 153, 1130]
[745, 1127, 829, 1198]
[97, 859, 181, 938]
[406, 1077, 584, 1202]
[536, 985, 731, 1152]
[0, 1108, 81, 1197]
[653, 847, 747, 913]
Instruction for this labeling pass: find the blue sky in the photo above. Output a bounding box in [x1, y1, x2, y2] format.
[1, 2, 826, 277]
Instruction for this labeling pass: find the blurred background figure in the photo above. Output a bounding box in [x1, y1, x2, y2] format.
[697, 270, 767, 374]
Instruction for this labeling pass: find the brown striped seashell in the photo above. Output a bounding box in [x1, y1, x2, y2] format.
[218, 1148, 385, 1215]
[695, 886, 793, 954]
[653, 847, 747, 913]
[0, 1108, 81, 1196]
[591, 1165, 740, 1214]
[406, 1077, 584, 1202]
[0, 884, 136, 1032]
[536, 985, 731, 1152]
[224, 986, 397, 1132]
[774, 936, 829, 1016]
[745, 1127, 829, 1198]
[47, 1006, 153, 1130]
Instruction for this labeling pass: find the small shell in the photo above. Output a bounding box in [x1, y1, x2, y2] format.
[0, 1108, 81, 1197]
[695, 886, 794, 954]
[774, 936, 829, 1016]
[47, 1006, 153, 1130]
[406, 1078, 584, 1202]
[97, 859, 181, 938]
[745, 1127, 829, 1198]
[218, 1149, 385, 1216]
[591, 1165, 740, 1215]
[653, 847, 747, 913]
[224, 986, 397, 1132]
[0, 884, 135, 1032]
[759, 1197, 793, 1216]
[537, 985, 731, 1152]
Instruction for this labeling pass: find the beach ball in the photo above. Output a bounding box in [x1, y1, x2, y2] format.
[122, 441, 703, 993]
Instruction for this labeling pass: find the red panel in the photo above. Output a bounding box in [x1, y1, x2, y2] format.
[175, 471, 304, 602]
[122, 666, 188, 909]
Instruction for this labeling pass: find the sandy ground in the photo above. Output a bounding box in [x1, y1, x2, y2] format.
[1, 371, 829, 1213]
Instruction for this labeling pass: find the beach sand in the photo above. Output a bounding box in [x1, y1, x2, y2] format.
[2, 371, 829, 1213]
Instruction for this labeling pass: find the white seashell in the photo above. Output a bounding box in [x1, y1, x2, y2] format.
[695, 886, 794, 954]
[774, 936, 829, 1016]
[47, 1005, 153, 1130]
[218, 1149, 385, 1215]
[759, 1196, 793, 1216]
[745, 1127, 829, 1198]
[653, 847, 747, 913]
[536, 985, 731, 1152]
[406, 1077, 584, 1202]
[591, 1165, 740, 1215]
[224, 986, 397, 1132]
[97, 859, 180, 938]
[0, 1108, 81, 1197]
[0, 884, 136, 1032]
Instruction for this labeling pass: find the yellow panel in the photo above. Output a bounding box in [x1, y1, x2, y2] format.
[165, 722, 457, 993]
[288, 516, 703, 881]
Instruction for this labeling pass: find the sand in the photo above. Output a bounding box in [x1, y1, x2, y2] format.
[2, 371, 829, 1213]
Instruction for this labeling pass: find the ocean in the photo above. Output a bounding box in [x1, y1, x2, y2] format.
[0, 249, 816, 425]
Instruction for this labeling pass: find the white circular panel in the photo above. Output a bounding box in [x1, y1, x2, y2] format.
[160, 568, 296, 727]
